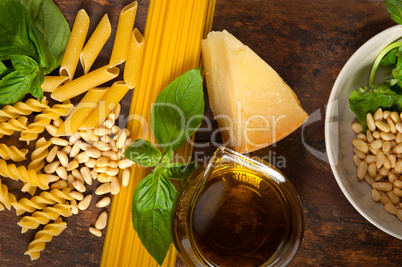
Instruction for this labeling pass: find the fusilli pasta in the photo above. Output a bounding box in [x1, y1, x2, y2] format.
[12, 188, 72, 216]
[28, 137, 52, 172]
[0, 98, 48, 122]
[18, 203, 72, 233]
[0, 178, 17, 210]
[0, 159, 49, 190]
[0, 143, 29, 162]
[24, 217, 67, 261]
[20, 102, 73, 144]
[0, 116, 28, 139]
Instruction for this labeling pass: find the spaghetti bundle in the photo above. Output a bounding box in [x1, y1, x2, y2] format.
[100, 0, 216, 266]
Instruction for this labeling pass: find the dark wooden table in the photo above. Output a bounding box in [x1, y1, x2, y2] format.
[1, 0, 402, 266]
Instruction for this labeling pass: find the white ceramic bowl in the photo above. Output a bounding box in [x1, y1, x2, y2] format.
[325, 25, 402, 239]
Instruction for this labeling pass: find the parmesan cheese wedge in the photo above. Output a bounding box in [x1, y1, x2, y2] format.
[201, 30, 308, 153]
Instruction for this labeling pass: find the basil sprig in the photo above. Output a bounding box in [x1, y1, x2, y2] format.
[124, 68, 204, 265]
[0, 0, 70, 105]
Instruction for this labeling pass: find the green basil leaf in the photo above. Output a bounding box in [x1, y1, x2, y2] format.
[163, 161, 198, 180]
[0, 62, 7, 77]
[385, 0, 402, 25]
[124, 139, 162, 167]
[17, 0, 71, 67]
[160, 148, 174, 168]
[30, 72, 45, 100]
[0, 0, 39, 61]
[151, 68, 204, 152]
[380, 48, 398, 67]
[132, 167, 176, 265]
[0, 70, 39, 105]
[9, 55, 39, 75]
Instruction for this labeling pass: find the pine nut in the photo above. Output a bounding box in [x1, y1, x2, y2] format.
[96, 196, 111, 208]
[111, 125, 120, 135]
[46, 125, 60, 137]
[51, 180, 68, 189]
[119, 159, 133, 169]
[71, 199, 79, 215]
[91, 170, 98, 179]
[394, 160, 402, 173]
[79, 131, 91, 143]
[51, 137, 69, 146]
[46, 146, 59, 162]
[376, 121, 390, 132]
[106, 168, 119, 176]
[396, 122, 402, 134]
[98, 173, 112, 183]
[371, 188, 381, 201]
[95, 211, 108, 230]
[366, 130, 374, 143]
[114, 104, 121, 117]
[67, 174, 75, 188]
[69, 132, 81, 145]
[78, 195, 92, 210]
[117, 131, 128, 149]
[352, 122, 363, 134]
[357, 161, 368, 180]
[89, 227, 102, 237]
[384, 202, 398, 215]
[381, 132, 396, 141]
[368, 162, 377, 177]
[93, 141, 111, 151]
[375, 173, 385, 181]
[96, 157, 109, 168]
[110, 138, 118, 152]
[122, 169, 130, 187]
[394, 180, 402, 189]
[80, 167, 92, 185]
[73, 180, 86, 193]
[45, 174, 60, 183]
[95, 183, 111, 195]
[352, 139, 369, 153]
[370, 140, 382, 150]
[104, 118, 114, 129]
[364, 174, 375, 185]
[388, 154, 397, 168]
[56, 166, 68, 180]
[374, 108, 383, 121]
[70, 142, 81, 158]
[388, 118, 397, 134]
[372, 182, 393, 191]
[367, 113, 376, 132]
[71, 169, 84, 184]
[69, 191, 84, 201]
[353, 155, 361, 167]
[66, 160, 79, 171]
[393, 187, 402, 197]
[383, 157, 391, 170]
[387, 190, 400, 204]
[78, 142, 92, 150]
[57, 151, 69, 167]
[61, 145, 72, 155]
[391, 111, 400, 124]
[44, 161, 60, 174]
[388, 173, 398, 184]
[397, 210, 402, 221]
[100, 135, 111, 143]
[86, 148, 102, 158]
[393, 143, 402, 154]
[53, 118, 63, 127]
[364, 155, 376, 164]
[86, 129, 99, 142]
[384, 110, 391, 119]
[357, 133, 367, 141]
[102, 151, 118, 161]
[108, 160, 118, 168]
[376, 151, 385, 169]
[75, 152, 90, 163]
[111, 177, 120, 195]
[94, 127, 111, 136]
[379, 166, 389, 176]
[382, 141, 392, 153]
[380, 195, 392, 206]
[372, 131, 381, 139]
[396, 132, 402, 144]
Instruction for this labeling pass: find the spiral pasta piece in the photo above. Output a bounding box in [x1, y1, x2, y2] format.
[21, 183, 37, 196]
[0, 143, 29, 162]
[0, 116, 28, 139]
[24, 217, 67, 261]
[0, 178, 17, 210]
[18, 203, 72, 233]
[0, 159, 49, 190]
[0, 97, 48, 122]
[12, 188, 72, 216]
[28, 137, 52, 172]
[20, 102, 73, 144]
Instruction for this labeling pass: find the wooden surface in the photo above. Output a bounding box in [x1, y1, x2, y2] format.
[1, 0, 402, 266]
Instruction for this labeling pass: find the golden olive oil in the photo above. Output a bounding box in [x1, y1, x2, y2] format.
[188, 166, 290, 267]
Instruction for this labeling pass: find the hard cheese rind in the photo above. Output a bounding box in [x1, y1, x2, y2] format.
[201, 30, 308, 153]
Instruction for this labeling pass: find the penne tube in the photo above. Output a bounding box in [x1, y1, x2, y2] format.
[56, 89, 108, 136]
[51, 65, 119, 102]
[41, 76, 69, 92]
[109, 1, 138, 66]
[59, 9, 90, 80]
[80, 81, 130, 130]
[123, 28, 145, 89]
[80, 14, 112, 74]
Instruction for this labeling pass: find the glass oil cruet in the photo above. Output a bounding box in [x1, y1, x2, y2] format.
[171, 146, 304, 267]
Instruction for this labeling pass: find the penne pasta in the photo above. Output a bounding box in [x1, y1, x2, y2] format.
[51, 65, 119, 102]
[59, 9, 90, 80]
[41, 76, 69, 92]
[109, 1, 138, 66]
[79, 81, 130, 130]
[56, 89, 108, 136]
[80, 14, 112, 74]
[123, 28, 145, 89]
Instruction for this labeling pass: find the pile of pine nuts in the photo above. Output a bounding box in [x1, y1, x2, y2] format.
[43, 105, 133, 237]
[352, 108, 402, 221]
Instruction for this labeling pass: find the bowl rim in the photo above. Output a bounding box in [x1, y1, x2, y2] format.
[325, 24, 402, 240]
